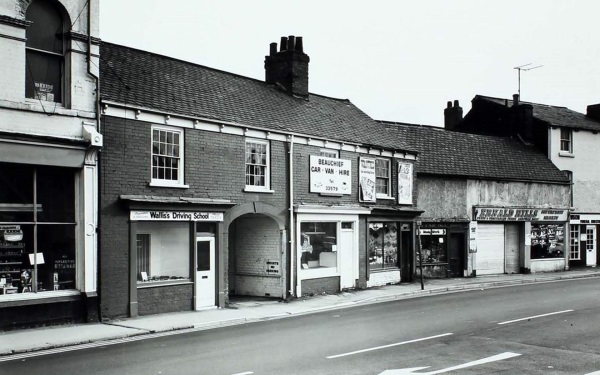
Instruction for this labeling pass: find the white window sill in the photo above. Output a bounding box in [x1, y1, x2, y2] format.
[137, 279, 193, 288]
[300, 267, 339, 279]
[244, 187, 274, 193]
[558, 151, 574, 158]
[376, 195, 395, 200]
[149, 181, 190, 189]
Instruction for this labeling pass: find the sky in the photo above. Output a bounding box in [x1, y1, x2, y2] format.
[99, 0, 600, 127]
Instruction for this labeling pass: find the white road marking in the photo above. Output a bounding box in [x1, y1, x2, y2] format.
[497, 309, 574, 325]
[584, 371, 600, 375]
[379, 352, 521, 374]
[326, 333, 453, 359]
[231, 372, 253, 375]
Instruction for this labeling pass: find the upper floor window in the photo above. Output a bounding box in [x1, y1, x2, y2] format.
[560, 128, 572, 153]
[245, 139, 270, 191]
[319, 149, 339, 159]
[151, 126, 185, 187]
[25, 0, 68, 103]
[375, 158, 391, 197]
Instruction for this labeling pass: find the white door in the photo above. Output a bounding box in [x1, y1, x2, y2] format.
[476, 224, 505, 275]
[340, 226, 356, 289]
[504, 224, 520, 274]
[586, 226, 597, 267]
[195, 236, 215, 310]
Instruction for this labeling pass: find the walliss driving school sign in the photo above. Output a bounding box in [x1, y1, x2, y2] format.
[130, 211, 224, 221]
[309, 155, 352, 195]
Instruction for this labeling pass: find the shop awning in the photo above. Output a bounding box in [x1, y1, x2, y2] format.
[120, 195, 235, 210]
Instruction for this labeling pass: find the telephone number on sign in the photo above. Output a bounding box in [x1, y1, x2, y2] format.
[325, 186, 339, 192]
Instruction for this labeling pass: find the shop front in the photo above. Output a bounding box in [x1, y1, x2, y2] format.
[472, 207, 568, 275]
[568, 214, 600, 268]
[295, 206, 367, 296]
[127, 209, 226, 316]
[416, 222, 468, 278]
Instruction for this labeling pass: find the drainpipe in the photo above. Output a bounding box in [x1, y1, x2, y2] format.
[88, 0, 100, 131]
[288, 135, 295, 297]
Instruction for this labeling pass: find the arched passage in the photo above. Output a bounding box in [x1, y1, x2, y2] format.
[224, 203, 287, 300]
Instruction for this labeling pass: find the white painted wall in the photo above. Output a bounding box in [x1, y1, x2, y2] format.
[548, 127, 600, 212]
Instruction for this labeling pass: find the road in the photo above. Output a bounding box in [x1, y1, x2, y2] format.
[2, 278, 600, 374]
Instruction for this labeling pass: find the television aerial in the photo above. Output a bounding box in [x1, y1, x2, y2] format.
[514, 63, 543, 98]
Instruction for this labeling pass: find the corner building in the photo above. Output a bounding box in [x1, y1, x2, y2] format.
[99, 36, 422, 319]
[0, 0, 101, 329]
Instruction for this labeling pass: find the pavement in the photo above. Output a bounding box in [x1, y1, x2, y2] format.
[1, 268, 599, 358]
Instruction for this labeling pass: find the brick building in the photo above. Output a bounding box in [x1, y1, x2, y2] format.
[0, 0, 101, 329]
[382, 121, 570, 277]
[447, 96, 600, 268]
[98, 36, 422, 319]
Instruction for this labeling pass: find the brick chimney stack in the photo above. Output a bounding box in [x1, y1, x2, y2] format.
[586, 103, 600, 121]
[265, 35, 310, 97]
[444, 100, 463, 130]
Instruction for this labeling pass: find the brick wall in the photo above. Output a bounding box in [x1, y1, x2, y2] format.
[137, 284, 193, 316]
[232, 215, 282, 297]
[301, 277, 340, 296]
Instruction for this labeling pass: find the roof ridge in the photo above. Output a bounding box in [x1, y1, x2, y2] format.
[475, 94, 569, 110]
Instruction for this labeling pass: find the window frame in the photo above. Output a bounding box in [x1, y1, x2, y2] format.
[24, 0, 68, 104]
[150, 125, 187, 188]
[375, 158, 392, 198]
[560, 128, 573, 154]
[244, 138, 271, 192]
[569, 225, 580, 260]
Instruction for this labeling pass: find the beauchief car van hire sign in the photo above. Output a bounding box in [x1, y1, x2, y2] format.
[309, 155, 352, 195]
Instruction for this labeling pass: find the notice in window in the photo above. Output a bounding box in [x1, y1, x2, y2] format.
[34, 82, 54, 102]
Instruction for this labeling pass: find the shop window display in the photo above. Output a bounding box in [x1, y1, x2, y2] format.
[419, 229, 447, 264]
[300, 222, 337, 270]
[369, 222, 398, 270]
[136, 222, 190, 283]
[531, 224, 564, 259]
[0, 163, 76, 295]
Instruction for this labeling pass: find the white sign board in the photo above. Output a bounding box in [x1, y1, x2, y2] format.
[130, 211, 224, 221]
[469, 221, 477, 252]
[397, 162, 413, 204]
[359, 157, 376, 202]
[309, 155, 352, 195]
[265, 259, 280, 275]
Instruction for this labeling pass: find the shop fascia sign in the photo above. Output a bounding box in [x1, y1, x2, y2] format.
[130, 210, 224, 221]
[570, 214, 600, 224]
[473, 207, 568, 222]
[418, 229, 446, 235]
[309, 155, 352, 195]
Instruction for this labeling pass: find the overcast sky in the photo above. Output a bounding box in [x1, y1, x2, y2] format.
[99, 0, 600, 127]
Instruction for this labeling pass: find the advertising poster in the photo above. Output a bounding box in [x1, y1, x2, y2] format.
[397, 162, 413, 204]
[359, 157, 376, 202]
[309, 155, 352, 195]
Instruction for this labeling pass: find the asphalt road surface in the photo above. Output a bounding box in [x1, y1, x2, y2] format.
[3, 278, 600, 375]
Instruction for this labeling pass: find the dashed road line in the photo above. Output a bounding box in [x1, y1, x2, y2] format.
[326, 333, 453, 359]
[497, 309, 574, 325]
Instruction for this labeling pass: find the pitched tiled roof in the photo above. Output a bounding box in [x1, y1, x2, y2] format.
[476, 95, 600, 132]
[99, 42, 415, 153]
[380, 121, 569, 183]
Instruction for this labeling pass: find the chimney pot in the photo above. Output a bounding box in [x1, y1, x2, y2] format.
[269, 42, 277, 56]
[513, 94, 520, 107]
[288, 35, 295, 51]
[454, 100, 460, 107]
[444, 100, 463, 130]
[280, 36, 287, 52]
[295, 36, 303, 52]
[447, 101, 452, 108]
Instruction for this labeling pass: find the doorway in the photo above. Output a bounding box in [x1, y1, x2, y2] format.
[585, 225, 597, 267]
[448, 232, 465, 277]
[195, 236, 215, 310]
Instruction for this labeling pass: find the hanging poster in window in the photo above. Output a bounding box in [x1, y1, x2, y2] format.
[309, 155, 351, 195]
[397, 162, 413, 204]
[359, 157, 376, 202]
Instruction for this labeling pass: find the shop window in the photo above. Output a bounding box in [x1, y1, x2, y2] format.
[369, 222, 398, 270]
[319, 149, 339, 158]
[0, 162, 76, 295]
[419, 229, 447, 264]
[375, 159, 391, 197]
[570, 225, 580, 260]
[151, 125, 185, 187]
[136, 222, 190, 283]
[300, 222, 337, 270]
[25, 0, 68, 103]
[245, 139, 270, 191]
[531, 224, 565, 259]
[560, 128, 572, 153]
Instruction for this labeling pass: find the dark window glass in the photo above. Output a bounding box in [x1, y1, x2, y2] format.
[25, 0, 66, 103]
[36, 166, 75, 223]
